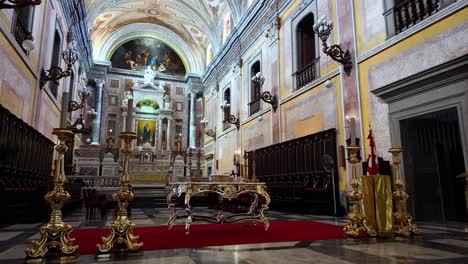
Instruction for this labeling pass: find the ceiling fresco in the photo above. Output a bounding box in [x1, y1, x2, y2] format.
[110, 38, 187, 76]
[85, 0, 249, 73]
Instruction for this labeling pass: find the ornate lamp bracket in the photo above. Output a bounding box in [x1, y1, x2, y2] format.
[40, 66, 71, 89]
[225, 115, 240, 130]
[313, 16, 353, 76]
[205, 129, 216, 138]
[259, 91, 278, 112]
[40, 36, 77, 88]
[200, 118, 216, 139]
[0, 0, 41, 9]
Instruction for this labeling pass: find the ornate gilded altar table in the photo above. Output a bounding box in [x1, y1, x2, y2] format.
[167, 181, 271, 235]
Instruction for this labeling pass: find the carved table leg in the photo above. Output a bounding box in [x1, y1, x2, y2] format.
[167, 189, 176, 229]
[184, 192, 193, 235]
[258, 190, 271, 230]
[249, 193, 259, 216]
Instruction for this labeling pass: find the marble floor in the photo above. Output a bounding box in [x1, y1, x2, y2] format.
[0, 207, 467, 263]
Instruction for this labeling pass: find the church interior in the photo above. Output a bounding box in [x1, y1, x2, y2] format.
[0, 0, 467, 263]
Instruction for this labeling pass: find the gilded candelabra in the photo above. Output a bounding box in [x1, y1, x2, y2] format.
[242, 152, 249, 182]
[343, 145, 377, 238]
[97, 132, 143, 257]
[389, 148, 420, 236]
[25, 128, 79, 263]
[187, 149, 193, 181]
[196, 150, 202, 182]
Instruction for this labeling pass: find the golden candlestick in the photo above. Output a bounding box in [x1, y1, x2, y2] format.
[242, 152, 248, 182]
[196, 150, 202, 182]
[25, 128, 79, 263]
[97, 132, 143, 257]
[187, 150, 193, 182]
[389, 147, 420, 236]
[343, 145, 376, 238]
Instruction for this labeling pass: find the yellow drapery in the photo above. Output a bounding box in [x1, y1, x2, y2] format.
[361, 175, 393, 237]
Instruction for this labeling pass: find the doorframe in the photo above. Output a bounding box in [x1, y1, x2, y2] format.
[372, 55, 468, 212]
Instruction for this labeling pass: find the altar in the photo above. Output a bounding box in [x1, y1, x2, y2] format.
[167, 181, 271, 235]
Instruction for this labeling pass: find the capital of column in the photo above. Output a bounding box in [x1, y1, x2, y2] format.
[95, 79, 105, 88]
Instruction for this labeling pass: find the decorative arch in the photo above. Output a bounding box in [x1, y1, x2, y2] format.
[136, 98, 160, 112]
[95, 23, 204, 73]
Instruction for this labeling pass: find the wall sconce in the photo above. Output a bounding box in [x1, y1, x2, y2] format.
[313, 16, 353, 76]
[225, 114, 240, 130]
[0, 0, 41, 9]
[200, 118, 216, 138]
[68, 86, 92, 134]
[220, 100, 230, 110]
[40, 37, 78, 88]
[252, 73, 278, 111]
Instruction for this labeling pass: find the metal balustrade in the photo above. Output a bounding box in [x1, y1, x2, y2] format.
[293, 58, 320, 90]
[394, 0, 441, 34]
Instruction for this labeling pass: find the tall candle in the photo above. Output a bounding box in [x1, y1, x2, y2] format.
[126, 99, 133, 132]
[350, 118, 356, 145]
[60, 92, 69, 128]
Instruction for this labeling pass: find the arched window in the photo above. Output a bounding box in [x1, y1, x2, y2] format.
[249, 61, 261, 116]
[222, 13, 231, 43]
[223, 88, 231, 130]
[206, 44, 213, 65]
[294, 13, 318, 89]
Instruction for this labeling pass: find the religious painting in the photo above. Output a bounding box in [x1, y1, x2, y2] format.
[137, 119, 156, 146]
[110, 38, 187, 76]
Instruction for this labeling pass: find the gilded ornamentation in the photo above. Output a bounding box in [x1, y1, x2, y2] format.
[343, 145, 377, 238]
[97, 132, 143, 257]
[389, 148, 421, 236]
[167, 182, 270, 235]
[25, 128, 79, 263]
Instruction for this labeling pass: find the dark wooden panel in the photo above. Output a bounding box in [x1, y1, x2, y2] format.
[0, 104, 80, 224]
[249, 128, 342, 215]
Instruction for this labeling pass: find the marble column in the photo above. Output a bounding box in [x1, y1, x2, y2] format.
[167, 118, 172, 151]
[189, 92, 196, 148]
[91, 79, 104, 145]
[158, 118, 163, 151]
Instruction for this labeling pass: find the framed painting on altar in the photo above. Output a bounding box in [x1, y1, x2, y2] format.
[137, 119, 156, 146]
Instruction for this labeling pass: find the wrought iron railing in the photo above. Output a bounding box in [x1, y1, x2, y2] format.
[394, 0, 440, 34]
[293, 58, 320, 90]
[249, 98, 261, 116]
[12, 10, 32, 55]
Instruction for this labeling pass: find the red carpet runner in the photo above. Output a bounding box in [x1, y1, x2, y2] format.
[72, 221, 345, 255]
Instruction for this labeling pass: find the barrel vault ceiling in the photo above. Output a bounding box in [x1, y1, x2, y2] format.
[85, 0, 247, 72]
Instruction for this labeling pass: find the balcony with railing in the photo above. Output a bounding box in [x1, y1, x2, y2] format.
[393, 0, 442, 34]
[249, 98, 261, 116]
[12, 10, 32, 55]
[293, 58, 320, 90]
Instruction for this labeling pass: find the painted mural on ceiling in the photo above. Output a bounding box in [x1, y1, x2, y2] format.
[85, 1, 253, 72]
[110, 38, 187, 76]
